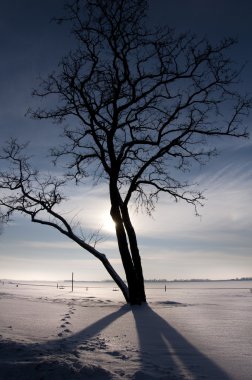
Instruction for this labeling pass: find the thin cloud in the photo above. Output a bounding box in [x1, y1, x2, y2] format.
[17, 240, 80, 250]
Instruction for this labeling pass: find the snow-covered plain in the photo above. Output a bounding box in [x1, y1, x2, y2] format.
[0, 280, 251, 379]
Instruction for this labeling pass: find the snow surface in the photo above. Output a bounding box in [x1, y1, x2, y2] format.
[0, 281, 251, 379]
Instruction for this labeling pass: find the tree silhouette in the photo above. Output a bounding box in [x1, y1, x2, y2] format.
[0, 0, 250, 304]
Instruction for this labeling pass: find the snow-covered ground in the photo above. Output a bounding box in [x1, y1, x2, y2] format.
[0, 280, 251, 379]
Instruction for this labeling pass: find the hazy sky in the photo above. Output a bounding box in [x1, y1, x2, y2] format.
[0, 0, 252, 282]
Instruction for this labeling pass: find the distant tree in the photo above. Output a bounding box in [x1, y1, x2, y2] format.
[0, 0, 250, 304]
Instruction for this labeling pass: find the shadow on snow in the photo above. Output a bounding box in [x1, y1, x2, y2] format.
[131, 303, 231, 379]
[0, 303, 231, 380]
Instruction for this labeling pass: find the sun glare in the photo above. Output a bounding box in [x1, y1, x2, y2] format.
[102, 213, 116, 234]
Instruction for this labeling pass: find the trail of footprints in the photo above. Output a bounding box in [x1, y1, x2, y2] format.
[58, 303, 76, 337]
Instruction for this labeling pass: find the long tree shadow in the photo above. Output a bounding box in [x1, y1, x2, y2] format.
[0, 302, 233, 379]
[132, 303, 231, 380]
[0, 304, 130, 380]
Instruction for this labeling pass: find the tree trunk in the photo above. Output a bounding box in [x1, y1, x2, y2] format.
[110, 185, 146, 304]
[121, 205, 146, 302]
[110, 203, 140, 304]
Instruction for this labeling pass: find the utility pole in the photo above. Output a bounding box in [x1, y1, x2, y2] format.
[72, 272, 74, 292]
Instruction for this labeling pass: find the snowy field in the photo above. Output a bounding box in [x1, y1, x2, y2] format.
[0, 280, 251, 379]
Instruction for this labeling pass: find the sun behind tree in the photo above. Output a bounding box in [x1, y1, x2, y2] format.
[101, 212, 116, 234]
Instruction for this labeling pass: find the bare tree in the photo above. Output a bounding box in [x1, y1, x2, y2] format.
[0, 0, 250, 304]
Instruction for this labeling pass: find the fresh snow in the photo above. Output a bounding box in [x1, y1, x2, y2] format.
[0, 281, 251, 379]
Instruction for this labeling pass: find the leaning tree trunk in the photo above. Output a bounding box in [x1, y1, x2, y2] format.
[110, 185, 146, 304]
[120, 205, 146, 302]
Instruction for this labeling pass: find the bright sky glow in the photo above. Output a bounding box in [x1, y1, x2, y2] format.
[101, 213, 116, 234]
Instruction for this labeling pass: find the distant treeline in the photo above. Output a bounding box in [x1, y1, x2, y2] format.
[162, 277, 252, 282]
[64, 277, 252, 283]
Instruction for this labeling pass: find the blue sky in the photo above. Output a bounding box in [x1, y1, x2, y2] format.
[0, 0, 252, 281]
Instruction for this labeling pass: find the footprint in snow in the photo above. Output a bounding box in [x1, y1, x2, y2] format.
[64, 328, 71, 333]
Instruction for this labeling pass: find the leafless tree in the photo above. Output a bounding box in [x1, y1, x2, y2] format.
[0, 0, 250, 304]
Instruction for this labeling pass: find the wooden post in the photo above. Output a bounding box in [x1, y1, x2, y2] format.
[72, 272, 74, 292]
